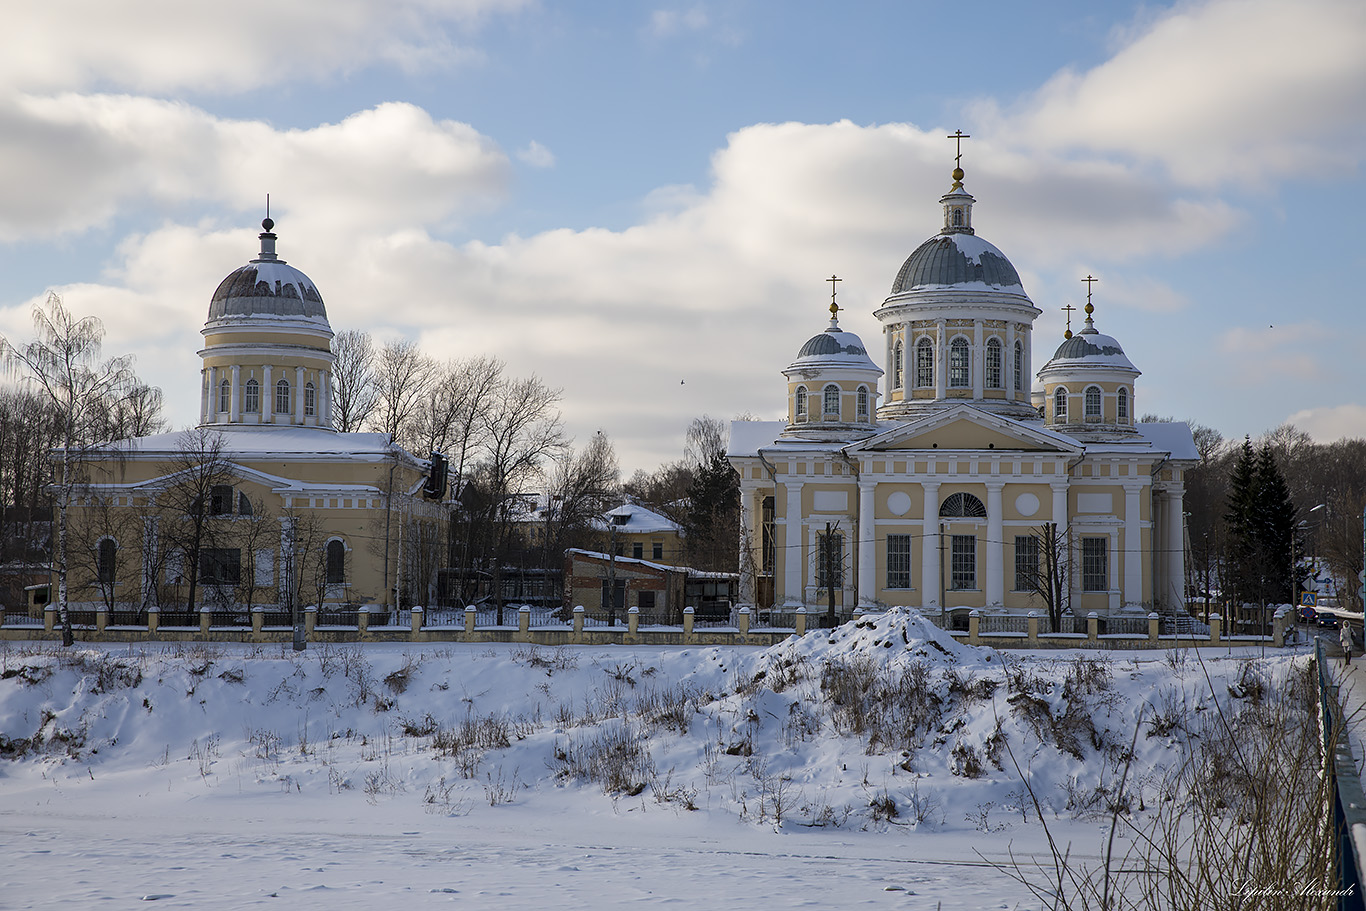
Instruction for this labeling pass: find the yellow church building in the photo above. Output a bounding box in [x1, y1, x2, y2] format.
[727, 161, 1198, 630]
[66, 219, 441, 618]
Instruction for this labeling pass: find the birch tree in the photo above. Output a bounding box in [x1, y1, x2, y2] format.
[0, 293, 136, 645]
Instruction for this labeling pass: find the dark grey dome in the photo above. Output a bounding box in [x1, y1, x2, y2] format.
[1051, 332, 1125, 360]
[208, 261, 326, 322]
[798, 332, 867, 358]
[891, 233, 1023, 294]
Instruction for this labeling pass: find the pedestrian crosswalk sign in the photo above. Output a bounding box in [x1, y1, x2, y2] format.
[1301, 591, 1318, 607]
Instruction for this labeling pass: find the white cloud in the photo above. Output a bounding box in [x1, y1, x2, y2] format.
[649, 7, 710, 37]
[516, 141, 556, 168]
[1287, 405, 1366, 444]
[983, 0, 1366, 187]
[2, 0, 530, 94]
[0, 97, 509, 241]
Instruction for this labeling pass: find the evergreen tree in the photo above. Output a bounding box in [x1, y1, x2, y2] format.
[1254, 443, 1297, 603]
[683, 452, 738, 572]
[1224, 437, 1259, 606]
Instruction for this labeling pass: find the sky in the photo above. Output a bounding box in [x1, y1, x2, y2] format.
[1, 0, 1364, 475]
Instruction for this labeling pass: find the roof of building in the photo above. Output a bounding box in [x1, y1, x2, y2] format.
[787, 315, 882, 376]
[599, 503, 683, 534]
[206, 220, 329, 328]
[566, 548, 735, 580]
[1041, 325, 1139, 374]
[99, 425, 419, 464]
[891, 232, 1024, 294]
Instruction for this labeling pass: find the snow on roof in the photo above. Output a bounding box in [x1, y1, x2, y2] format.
[599, 503, 682, 534]
[567, 548, 735, 579]
[105, 425, 416, 463]
[1134, 421, 1199, 461]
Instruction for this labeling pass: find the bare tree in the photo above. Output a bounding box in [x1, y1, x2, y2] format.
[232, 497, 276, 613]
[684, 414, 727, 468]
[544, 431, 621, 558]
[331, 328, 379, 433]
[475, 374, 567, 621]
[0, 292, 136, 644]
[369, 338, 436, 444]
[1019, 522, 1070, 631]
[155, 427, 237, 615]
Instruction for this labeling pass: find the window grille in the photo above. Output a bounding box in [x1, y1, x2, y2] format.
[916, 337, 934, 387]
[886, 534, 911, 589]
[985, 338, 1002, 388]
[950, 535, 976, 590]
[949, 338, 970, 387]
[1082, 537, 1108, 591]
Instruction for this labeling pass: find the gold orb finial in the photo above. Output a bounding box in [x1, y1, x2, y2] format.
[1064, 329, 1073, 339]
[952, 166, 964, 182]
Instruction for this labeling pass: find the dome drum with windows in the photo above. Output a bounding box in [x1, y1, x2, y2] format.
[1037, 299, 1140, 437]
[197, 219, 336, 430]
[782, 297, 883, 439]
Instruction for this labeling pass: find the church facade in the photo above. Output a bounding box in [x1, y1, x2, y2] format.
[727, 162, 1198, 628]
[64, 220, 442, 616]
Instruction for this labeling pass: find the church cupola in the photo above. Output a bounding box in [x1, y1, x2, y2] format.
[874, 134, 1041, 423]
[781, 279, 882, 441]
[197, 216, 337, 430]
[1037, 276, 1141, 438]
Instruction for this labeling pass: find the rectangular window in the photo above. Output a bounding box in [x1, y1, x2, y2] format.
[200, 548, 242, 586]
[886, 534, 911, 589]
[1082, 537, 1108, 592]
[1014, 535, 1039, 591]
[761, 497, 775, 574]
[600, 578, 626, 612]
[652, 541, 663, 561]
[638, 591, 656, 614]
[950, 535, 976, 590]
[632, 542, 643, 559]
[817, 531, 843, 589]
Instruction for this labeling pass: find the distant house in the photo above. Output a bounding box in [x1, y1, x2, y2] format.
[598, 504, 685, 564]
[563, 548, 736, 624]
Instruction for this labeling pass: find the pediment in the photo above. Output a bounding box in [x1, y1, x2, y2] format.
[849, 405, 1081, 455]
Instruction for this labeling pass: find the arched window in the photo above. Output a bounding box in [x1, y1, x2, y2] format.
[218, 379, 230, 414]
[1117, 387, 1129, 423]
[795, 386, 807, 419]
[275, 378, 291, 414]
[985, 338, 1002, 388]
[1085, 385, 1102, 421]
[916, 337, 934, 387]
[209, 484, 234, 516]
[244, 378, 260, 414]
[953, 208, 963, 226]
[949, 338, 970, 387]
[96, 538, 117, 585]
[939, 492, 987, 518]
[856, 386, 868, 419]
[893, 342, 903, 389]
[238, 492, 253, 516]
[823, 384, 840, 418]
[325, 539, 346, 585]
[1054, 386, 1068, 423]
[304, 382, 316, 417]
[1014, 340, 1024, 392]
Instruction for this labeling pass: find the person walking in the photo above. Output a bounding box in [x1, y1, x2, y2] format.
[1342, 620, 1355, 666]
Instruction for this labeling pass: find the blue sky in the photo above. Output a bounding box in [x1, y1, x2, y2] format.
[1, 0, 1363, 472]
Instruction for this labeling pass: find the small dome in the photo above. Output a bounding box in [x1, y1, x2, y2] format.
[891, 233, 1023, 294]
[207, 220, 328, 326]
[789, 326, 879, 372]
[1045, 328, 1137, 373]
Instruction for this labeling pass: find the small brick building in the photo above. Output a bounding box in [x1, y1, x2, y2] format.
[564, 548, 737, 625]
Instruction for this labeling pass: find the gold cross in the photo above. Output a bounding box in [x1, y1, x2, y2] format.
[827, 275, 842, 319]
[1062, 303, 1076, 338]
[947, 130, 970, 167]
[1082, 274, 1098, 306]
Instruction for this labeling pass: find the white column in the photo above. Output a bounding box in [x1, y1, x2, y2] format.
[1005, 324, 1016, 403]
[782, 480, 804, 607]
[921, 480, 941, 612]
[206, 366, 218, 421]
[1123, 482, 1144, 608]
[295, 367, 305, 425]
[1023, 326, 1033, 405]
[1166, 483, 1186, 612]
[934, 320, 946, 400]
[857, 480, 877, 608]
[230, 365, 241, 423]
[322, 370, 332, 428]
[985, 480, 1004, 608]
[737, 484, 756, 608]
[972, 321, 983, 399]
[262, 364, 273, 424]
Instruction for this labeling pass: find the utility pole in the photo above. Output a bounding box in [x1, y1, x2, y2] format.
[607, 523, 618, 626]
[824, 521, 838, 629]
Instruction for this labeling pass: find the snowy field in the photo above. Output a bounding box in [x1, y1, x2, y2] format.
[0, 611, 1310, 910]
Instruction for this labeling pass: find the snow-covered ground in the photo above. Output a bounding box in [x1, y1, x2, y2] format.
[0, 610, 1310, 909]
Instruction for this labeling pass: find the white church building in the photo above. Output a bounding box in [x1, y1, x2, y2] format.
[727, 158, 1198, 629]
